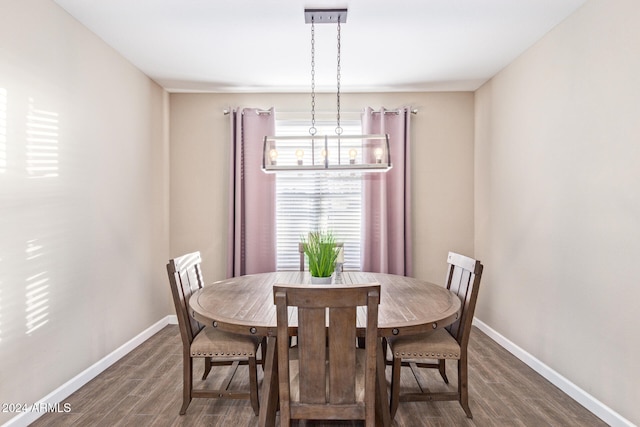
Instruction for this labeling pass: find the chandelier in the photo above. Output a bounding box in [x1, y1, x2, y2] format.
[262, 8, 391, 173]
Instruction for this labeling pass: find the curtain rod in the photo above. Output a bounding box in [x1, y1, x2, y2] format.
[371, 108, 419, 115]
[222, 108, 418, 115]
[222, 108, 271, 115]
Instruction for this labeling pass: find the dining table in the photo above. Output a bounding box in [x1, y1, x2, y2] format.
[189, 271, 462, 427]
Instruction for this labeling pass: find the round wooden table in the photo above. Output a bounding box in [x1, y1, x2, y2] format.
[190, 271, 461, 337]
[189, 271, 462, 427]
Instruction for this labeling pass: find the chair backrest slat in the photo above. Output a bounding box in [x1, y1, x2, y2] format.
[298, 307, 328, 403]
[444, 252, 483, 345]
[167, 252, 204, 347]
[328, 306, 357, 403]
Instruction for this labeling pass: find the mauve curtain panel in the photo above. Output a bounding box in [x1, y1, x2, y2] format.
[361, 106, 413, 276]
[227, 107, 276, 277]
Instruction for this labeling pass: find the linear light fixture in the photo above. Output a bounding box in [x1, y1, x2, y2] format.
[262, 8, 391, 173]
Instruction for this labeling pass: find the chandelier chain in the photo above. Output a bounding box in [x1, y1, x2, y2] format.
[335, 18, 342, 135]
[309, 17, 317, 136]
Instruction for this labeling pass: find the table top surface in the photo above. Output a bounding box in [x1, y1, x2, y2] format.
[189, 271, 461, 338]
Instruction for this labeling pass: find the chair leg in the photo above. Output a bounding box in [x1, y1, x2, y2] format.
[438, 359, 448, 384]
[260, 337, 267, 369]
[458, 356, 472, 419]
[389, 355, 402, 419]
[249, 355, 260, 416]
[202, 357, 212, 380]
[381, 338, 387, 361]
[180, 353, 193, 415]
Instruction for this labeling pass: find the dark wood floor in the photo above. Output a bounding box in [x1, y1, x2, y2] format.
[31, 325, 606, 427]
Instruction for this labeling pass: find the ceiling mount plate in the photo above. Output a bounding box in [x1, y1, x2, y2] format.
[304, 8, 348, 24]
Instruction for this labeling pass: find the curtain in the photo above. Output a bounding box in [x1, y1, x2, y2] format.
[361, 107, 413, 276]
[227, 107, 276, 277]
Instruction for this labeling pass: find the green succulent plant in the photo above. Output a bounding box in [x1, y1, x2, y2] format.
[302, 230, 339, 278]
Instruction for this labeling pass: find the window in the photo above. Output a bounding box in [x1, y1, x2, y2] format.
[275, 117, 362, 271]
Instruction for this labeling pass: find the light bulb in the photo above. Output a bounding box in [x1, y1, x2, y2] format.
[295, 149, 304, 165]
[348, 148, 357, 164]
[321, 149, 328, 159]
[374, 147, 383, 164]
[269, 148, 278, 165]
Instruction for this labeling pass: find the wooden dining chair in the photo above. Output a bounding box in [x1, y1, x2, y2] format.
[273, 283, 380, 426]
[167, 251, 264, 415]
[385, 252, 483, 419]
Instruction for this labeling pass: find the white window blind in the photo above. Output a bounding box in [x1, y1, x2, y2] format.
[275, 118, 362, 271]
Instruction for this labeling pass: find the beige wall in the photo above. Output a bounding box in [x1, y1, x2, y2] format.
[169, 92, 475, 284]
[475, 0, 640, 423]
[0, 1, 170, 423]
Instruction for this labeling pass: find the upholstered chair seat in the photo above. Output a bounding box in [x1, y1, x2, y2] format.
[386, 329, 460, 360]
[191, 327, 261, 358]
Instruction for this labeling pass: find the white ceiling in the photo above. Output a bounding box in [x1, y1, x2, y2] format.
[53, 0, 586, 93]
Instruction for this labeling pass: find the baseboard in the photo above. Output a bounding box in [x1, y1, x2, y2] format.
[473, 318, 634, 427]
[2, 315, 177, 427]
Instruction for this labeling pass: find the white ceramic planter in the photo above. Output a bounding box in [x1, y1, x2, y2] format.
[310, 275, 333, 285]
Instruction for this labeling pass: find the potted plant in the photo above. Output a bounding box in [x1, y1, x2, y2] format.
[302, 230, 340, 284]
